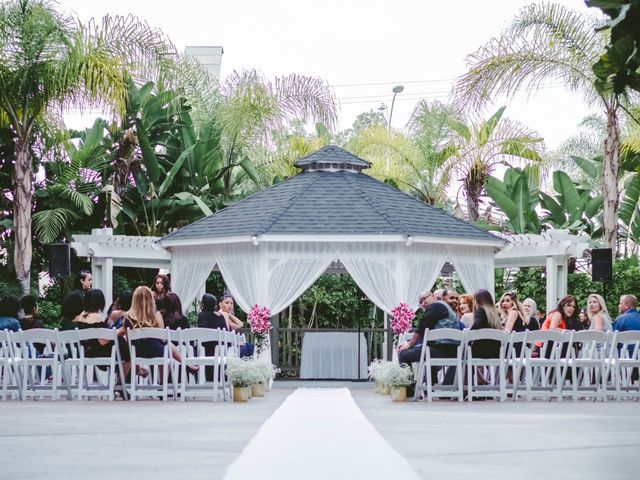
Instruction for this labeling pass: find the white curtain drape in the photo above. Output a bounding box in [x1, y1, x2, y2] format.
[448, 245, 496, 298]
[336, 242, 448, 314]
[214, 242, 335, 315]
[171, 245, 218, 313]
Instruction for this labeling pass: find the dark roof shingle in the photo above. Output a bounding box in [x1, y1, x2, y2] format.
[161, 163, 500, 243]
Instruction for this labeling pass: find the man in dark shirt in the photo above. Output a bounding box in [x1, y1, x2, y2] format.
[397, 292, 450, 364]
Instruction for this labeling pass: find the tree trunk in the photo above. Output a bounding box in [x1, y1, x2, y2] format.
[466, 193, 479, 222]
[602, 105, 620, 253]
[13, 138, 33, 293]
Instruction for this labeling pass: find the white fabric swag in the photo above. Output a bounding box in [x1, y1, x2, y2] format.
[336, 243, 448, 315]
[171, 245, 218, 312]
[214, 242, 335, 316]
[447, 245, 496, 298]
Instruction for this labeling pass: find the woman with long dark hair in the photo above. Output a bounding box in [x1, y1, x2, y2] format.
[151, 274, 171, 302]
[542, 295, 578, 331]
[161, 292, 189, 330]
[471, 289, 503, 359]
[71, 289, 112, 358]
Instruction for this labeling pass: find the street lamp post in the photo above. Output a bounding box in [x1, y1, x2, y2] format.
[386, 84, 404, 174]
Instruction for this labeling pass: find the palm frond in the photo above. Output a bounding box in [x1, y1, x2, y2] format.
[32, 207, 80, 244]
[455, 3, 606, 111]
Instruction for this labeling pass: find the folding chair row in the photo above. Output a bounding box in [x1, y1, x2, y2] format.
[0, 326, 246, 402]
[412, 328, 640, 402]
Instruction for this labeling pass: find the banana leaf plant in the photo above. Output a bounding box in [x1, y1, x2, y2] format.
[539, 170, 603, 237]
[619, 149, 640, 246]
[109, 79, 259, 236]
[484, 166, 541, 234]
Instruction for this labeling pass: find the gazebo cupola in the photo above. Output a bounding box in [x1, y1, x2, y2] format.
[293, 145, 370, 173]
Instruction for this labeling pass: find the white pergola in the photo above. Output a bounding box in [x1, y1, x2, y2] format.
[71, 228, 170, 309]
[71, 228, 591, 316]
[494, 230, 592, 311]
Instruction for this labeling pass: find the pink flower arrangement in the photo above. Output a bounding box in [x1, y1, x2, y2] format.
[248, 304, 272, 335]
[390, 303, 415, 334]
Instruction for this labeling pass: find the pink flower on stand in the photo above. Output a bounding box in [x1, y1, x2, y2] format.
[248, 304, 272, 335]
[390, 303, 415, 334]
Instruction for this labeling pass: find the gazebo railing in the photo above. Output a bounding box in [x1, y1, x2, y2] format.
[241, 327, 390, 376]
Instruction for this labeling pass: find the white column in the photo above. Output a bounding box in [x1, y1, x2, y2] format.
[557, 257, 568, 301]
[546, 256, 558, 312]
[103, 257, 113, 310]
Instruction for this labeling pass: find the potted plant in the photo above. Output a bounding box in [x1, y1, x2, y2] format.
[254, 361, 277, 394]
[368, 359, 385, 393]
[382, 362, 414, 402]
[227, 358, 254, 402]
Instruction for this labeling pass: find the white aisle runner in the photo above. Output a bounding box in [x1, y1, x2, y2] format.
[224, 388, 419, 480]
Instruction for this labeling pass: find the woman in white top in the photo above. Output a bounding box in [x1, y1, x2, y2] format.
[586, 293, 612, 332]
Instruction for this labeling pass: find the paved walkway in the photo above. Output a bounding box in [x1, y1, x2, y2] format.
[0, 383, 638, 479]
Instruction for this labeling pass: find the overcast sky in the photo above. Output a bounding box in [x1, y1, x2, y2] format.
[59, 0, 599, 149]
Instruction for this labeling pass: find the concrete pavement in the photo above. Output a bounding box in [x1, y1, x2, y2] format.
[1, 383, 638, 480]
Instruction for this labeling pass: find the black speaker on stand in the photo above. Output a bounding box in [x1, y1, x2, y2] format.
[49, 243, 71, 278]
[49, 243, 71, 306]
[591, 248, 613, 302]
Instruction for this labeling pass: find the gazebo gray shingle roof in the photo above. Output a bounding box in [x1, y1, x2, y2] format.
[161, 147, 500, 243]
[293, 145, 370, 170]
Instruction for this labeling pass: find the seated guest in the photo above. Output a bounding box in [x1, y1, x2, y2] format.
[218, 294, 244, 330]
[0, 296, 21, 332]
[218, 294, 254, 358]
[107, 291, 133, 328]
[397, 291, 457, 384]
[542, 295, 578, 331]
[502, 292, 534, 332]
[458, 294, 474, 328]
[72, 289, 112, 358]
[161, 292, 190, 330]
[443, 289, 460, 317]
[197, 294, 226, 381]
[613, 295, 640, 379]
[434, 289, 463, 330]
[613, 294, 640, 332]
[72, 270, 93, 298]
[124, 286, 196, 371]
[197, 294, 227, 329]
[587, 294, 612, 332]
[522, 298, 541, 331]
[151, 273, 171, 308]
[471, 289, 502, 359]
[60, 291, 85, 331]
[19, 294, 43, 330]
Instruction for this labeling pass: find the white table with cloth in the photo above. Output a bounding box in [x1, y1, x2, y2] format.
[299, 332, 368, 379]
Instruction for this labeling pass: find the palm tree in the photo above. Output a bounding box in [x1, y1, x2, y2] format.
[216, 69, 338, 199]
[454, 2, 623, 250]
[447, 107, 544, 221]
[0, 0, 175, 292]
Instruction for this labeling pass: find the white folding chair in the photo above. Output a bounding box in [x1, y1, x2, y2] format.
[516, 330, 569, 402]
[59, 328, 127, 401]
[176, 328, 231, 401]
[12, 328, 71, 400]
[56, 330, 82, 400]
[0, 329, 23, 400]
[610, 331, 640, 401]
[127, 327, 175, 401]
[414, 328, 466, 402]
[465, 329, 508, 402]
[505, 331, 528, 400]
[564, 330, 610, 401]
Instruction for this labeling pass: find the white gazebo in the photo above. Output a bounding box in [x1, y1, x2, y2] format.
[69, 147, 592, 363]
[157, 146, 503, 319]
